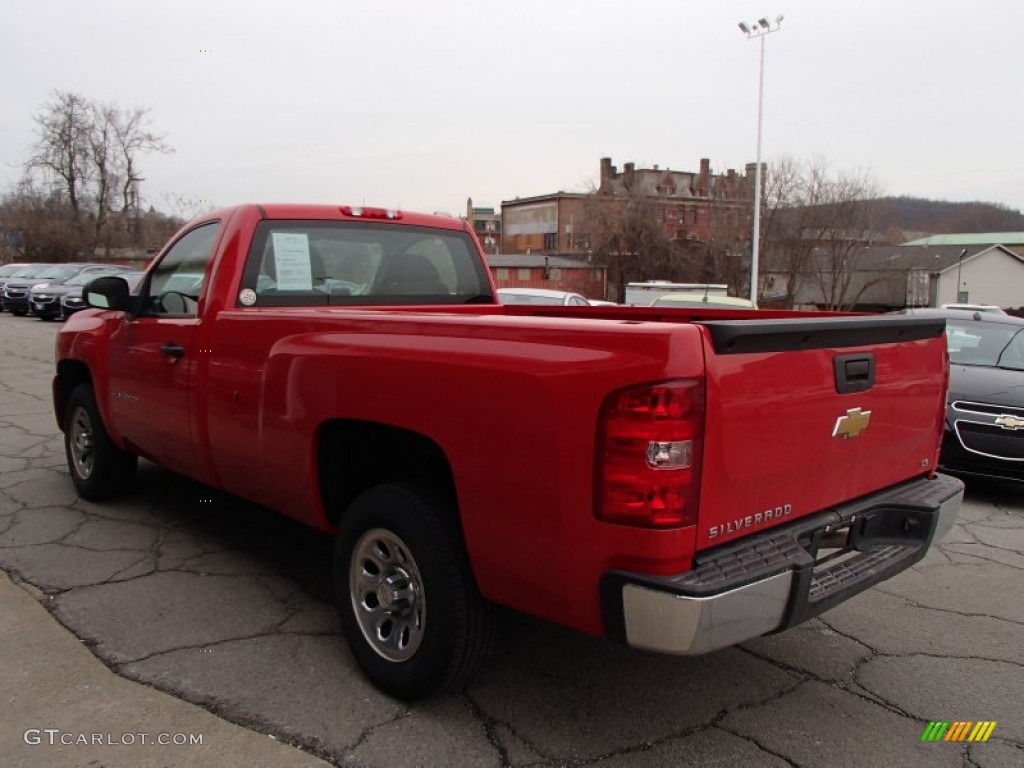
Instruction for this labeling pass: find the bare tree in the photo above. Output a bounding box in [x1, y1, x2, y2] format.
[582, 183, 679, 301]
[112, 106, 173, 239]
[161, 193, 215, 224]
[758, 156, 806, 301]
[19, 92, 174, 256]
[0, 177, 82, 261]
[89, 102, 119, 249]
[26, 91, 93, 233]
[760, 157, 885, 309]
[804, 164, 884, 310]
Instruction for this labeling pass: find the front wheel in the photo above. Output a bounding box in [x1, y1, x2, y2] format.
[64, 383, 137, 500]
[334, 484, 494, 700]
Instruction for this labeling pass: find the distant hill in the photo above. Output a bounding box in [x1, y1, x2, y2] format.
[873, 196, 1024, 235]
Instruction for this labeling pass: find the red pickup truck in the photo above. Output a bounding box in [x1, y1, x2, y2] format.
[54, 204, 963, 699]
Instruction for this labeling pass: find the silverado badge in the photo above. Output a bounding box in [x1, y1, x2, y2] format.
[833, 407, 872, 439]
[994, 414, 1024, 430]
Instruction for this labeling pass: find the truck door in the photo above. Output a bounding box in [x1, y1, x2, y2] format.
[106, 222, 221, 479]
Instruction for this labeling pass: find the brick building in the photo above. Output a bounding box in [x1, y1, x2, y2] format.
[486, 253, 607, 302]
[464, 198, 501, 255]
[501, 156, 759, 255]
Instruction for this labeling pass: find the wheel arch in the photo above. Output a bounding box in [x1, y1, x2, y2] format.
[54, 360, 94, 432]
[317, 420, 460, 532]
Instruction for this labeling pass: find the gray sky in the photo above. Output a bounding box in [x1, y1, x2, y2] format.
[2, 0, 1021, 217]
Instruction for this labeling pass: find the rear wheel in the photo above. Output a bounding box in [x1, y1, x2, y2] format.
[64, 383, 137, 500]
[334, 484, 494, 700]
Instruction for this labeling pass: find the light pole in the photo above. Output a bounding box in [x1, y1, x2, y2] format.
[956, 247, 967, 302]
[738, 16, 783, 306]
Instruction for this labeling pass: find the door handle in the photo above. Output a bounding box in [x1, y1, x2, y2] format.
[160, 343, 186, 359]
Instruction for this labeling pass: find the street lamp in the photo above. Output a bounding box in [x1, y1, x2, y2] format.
[956, 247, 968, 302]
[738, 14, 783, 305]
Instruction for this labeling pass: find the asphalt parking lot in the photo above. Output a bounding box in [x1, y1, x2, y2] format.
[0, 311, 1021, 768]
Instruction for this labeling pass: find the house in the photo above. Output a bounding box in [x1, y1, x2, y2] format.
[902, 232, 1024, 256]
[765, 244, 1024, 311]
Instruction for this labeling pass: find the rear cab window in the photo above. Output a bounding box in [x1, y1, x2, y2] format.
[237, 221, 492, 307]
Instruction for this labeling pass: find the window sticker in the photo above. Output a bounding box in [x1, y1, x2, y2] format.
[272, 232, 313, 290]
[238, 288, 257, 306]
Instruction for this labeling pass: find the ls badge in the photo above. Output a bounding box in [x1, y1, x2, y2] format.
[833, 407, 872, 439]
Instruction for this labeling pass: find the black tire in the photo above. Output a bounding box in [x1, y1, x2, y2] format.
[334, 484, 494, 700]
[64, 383, 137, 501]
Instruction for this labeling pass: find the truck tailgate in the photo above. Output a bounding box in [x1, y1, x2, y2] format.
[694, 316, 948, 550]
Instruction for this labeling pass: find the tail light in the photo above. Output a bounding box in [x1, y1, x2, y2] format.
[596, 380, 704, 528]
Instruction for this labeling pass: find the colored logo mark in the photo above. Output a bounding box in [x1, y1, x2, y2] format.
[832, 407, 872, 439]
[921, 721, 997, 742]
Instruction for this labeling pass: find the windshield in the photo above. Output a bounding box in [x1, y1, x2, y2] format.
[66, 270, 114, 286]
[0, 264, 25, 277]
[36, 265, 80, 281]
[12, 265, 49, 278]
[946, 319, 1024, 370]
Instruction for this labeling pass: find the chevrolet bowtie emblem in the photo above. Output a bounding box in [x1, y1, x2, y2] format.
[994, 414, 1024, 430]
[833, 407, 872, 439]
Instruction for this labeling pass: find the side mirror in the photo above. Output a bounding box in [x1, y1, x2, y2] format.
[84, 276, 138, 314]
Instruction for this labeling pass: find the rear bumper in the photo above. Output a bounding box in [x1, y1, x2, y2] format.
[602, 473, 963, 655]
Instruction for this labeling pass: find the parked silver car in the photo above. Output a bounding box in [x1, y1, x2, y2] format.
[496, 288, 592, 306]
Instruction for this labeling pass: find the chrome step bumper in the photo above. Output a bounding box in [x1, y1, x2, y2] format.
[602, 473, 963, 655]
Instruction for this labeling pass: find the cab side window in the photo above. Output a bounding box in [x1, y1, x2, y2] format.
[144, 222, 220, 316]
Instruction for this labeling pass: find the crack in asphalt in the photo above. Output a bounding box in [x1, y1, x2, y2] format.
[460, 692, 516, 767]
[460, 689, 555, 766]
[942, 546, 1024, 571]
[873, 586, 1024, 626]
[341, 708, 413, 759]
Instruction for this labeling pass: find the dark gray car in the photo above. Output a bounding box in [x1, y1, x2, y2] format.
[0, 263, 33, 312]
[60, 270, 146, 319]
[1, 264, 56, 314]
[29, 265, 136, 320]
[903, 308, 1024, 482]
